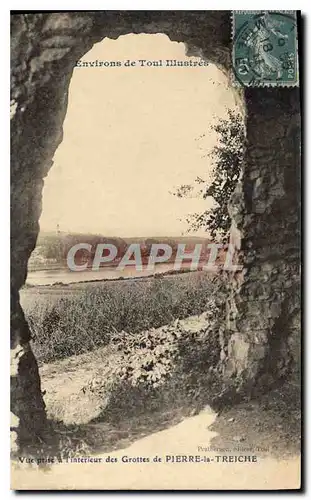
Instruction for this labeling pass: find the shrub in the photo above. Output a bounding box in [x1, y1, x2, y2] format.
[84, 279, 227, 417]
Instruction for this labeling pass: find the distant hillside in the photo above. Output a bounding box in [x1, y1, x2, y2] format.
[29, 231, 213, 270]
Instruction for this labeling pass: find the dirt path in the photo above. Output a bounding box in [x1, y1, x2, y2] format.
[12, 400, 300, 490]
[12, 332, 301, 490]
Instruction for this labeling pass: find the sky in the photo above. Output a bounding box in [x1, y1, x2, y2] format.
[39, 34, 239, 237]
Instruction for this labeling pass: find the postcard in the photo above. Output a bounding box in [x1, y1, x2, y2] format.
[10, 10, 301, 490]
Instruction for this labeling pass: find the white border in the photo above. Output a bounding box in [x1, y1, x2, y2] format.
[6, 1, 311, 11]
[3, 3, 310, 499]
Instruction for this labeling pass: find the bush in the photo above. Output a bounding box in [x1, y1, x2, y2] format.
[84, 280, 227, 418]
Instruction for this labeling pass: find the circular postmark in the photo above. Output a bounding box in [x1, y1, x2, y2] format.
[233, 11, 298, 87]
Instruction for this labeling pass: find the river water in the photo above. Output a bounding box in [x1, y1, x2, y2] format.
[26, 263, 190, 286]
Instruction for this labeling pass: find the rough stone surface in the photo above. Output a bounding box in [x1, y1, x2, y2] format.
[11, 12, 301, 443]
[225, 88, 301, 392]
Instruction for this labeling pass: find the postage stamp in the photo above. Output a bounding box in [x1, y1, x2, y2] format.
[232, 11, 299, 87]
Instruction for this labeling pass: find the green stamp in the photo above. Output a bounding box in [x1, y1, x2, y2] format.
[232, 11, 299, 87]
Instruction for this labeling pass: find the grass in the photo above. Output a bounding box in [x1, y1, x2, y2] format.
[23, 272, 215, 363]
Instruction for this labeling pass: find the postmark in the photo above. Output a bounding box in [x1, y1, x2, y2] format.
[232, 11, 299, 87]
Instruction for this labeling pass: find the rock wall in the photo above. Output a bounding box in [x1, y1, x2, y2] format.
[225, 88, 301, 393]
[11, 12, 300, 443]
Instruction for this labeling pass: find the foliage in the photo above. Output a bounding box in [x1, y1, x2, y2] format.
[83, 276, 227, 418]
[173, 109, 245, 241]
[110, 314, 222, 391]
[111, 323, 184, 389]
[24, 273, 215, 363]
